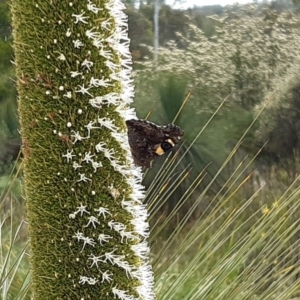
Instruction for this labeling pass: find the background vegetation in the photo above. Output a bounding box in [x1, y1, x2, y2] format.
[2, 0, 300, 298]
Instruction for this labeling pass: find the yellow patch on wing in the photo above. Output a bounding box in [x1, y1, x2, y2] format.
[155, 146, 165, 155]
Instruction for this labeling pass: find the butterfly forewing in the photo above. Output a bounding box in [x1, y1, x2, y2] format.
[126, 119, 184, 168]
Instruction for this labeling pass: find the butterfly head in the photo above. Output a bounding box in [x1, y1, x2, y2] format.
[163, 124, 184, 143]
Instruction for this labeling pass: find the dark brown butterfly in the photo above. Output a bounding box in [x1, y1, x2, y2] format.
[126, 119, 184, 168]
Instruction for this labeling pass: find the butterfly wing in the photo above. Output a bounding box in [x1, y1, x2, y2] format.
[126, 119, 164, 167]
[126, 119, 184, 168]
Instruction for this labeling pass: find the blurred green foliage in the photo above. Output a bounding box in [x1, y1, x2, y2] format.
[0, 0, 20, 177]
[255, 61, 300, 159]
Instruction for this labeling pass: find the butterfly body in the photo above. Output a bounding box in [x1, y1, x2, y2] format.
[126, 119, 184, 168]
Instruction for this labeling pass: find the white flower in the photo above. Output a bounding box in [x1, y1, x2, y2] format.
[82, 151, 95, 163]
[87, 0, 102, 14]
[85, 216, 100, 228]
[105, 34, 118, 46]
[66, 28, 72, 37]
[74, 203, 90, 216]
[108, 220, 126, 232]
[79, 276, 89, 285]
[70, 71, 82, 77]
[69, 213, 76, 219]
[112, 287, 137, 300]
[101, 270, 113, 283]
[58, 53, 66, 60]
[85, 27, 100, 39]
[72, 161, 82, 170]
[120, 57, 132, 69]
[73, 231, 84, 241]
[77, 173, 92, 182]
[108, 184, 120, 199]
[89, 93, 121, 108]
[131, 217, 149, 238]
[88, 254, 105, 268]
[73, 39, 84, 48]
[98, 117, 118, 132]
[87, 277, 98, 285]
[99, 46, 114, 59]
[79, 276, 98, 285]
[101, 19, 112, 30]
[63, 91, 72, 98]
[95, 142, 106, 152]
[113, 256, 133, 278]
[110, 161, 130, 176]
[81, 236, 96, 250]
[119, 230, 138, 243]
[75, 84, 93, 96]
[105, 60, 119, 72]
[103, 250, 119, 264]
[131, 242, 150, 260]
[104, 148, 116, 161]
[72, 13, 89, 24]
[92, 38, 104, 48]
[89, 76, 113, 87]
[94, 207, 112, 219]
[98, 233, 113, 245]
[81, 59, 94, 71]
[111, 132, 129, 148]
[62, 149, 76, 163]
[91, 160, 103, 172]
[71, 131, 86, 144]
[85, 120, 100, 137]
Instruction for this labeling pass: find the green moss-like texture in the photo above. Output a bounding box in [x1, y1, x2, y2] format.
[11, 0, 154, 299]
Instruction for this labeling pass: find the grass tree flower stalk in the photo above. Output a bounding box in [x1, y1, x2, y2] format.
[11, 0, 155, 299]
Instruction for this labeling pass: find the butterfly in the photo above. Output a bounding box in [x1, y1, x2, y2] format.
[126, 119, 184, 168]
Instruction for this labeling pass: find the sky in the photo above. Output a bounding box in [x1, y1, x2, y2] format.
[168, 0, 254, 9]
